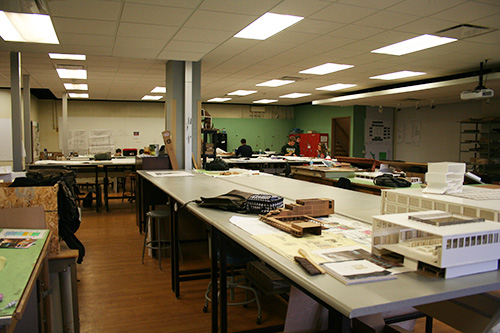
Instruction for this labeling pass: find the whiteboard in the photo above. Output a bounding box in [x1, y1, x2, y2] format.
[0, 118, 13, 161]
[59, 116, 165, 152]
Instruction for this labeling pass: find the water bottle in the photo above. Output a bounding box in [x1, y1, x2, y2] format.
[309, 159, 314, 169]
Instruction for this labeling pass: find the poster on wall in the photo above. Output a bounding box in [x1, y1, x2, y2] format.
[364, 110, 393, 160]
[399, 120, 421, 146]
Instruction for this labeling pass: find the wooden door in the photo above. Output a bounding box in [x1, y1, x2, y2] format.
[331, 117, 350, 157]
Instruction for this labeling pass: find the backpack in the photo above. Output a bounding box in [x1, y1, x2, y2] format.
[10, 169, 85, 263]
[373, 174, 412, 188]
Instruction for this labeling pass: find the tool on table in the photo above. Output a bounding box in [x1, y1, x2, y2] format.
[0, 300, 18, 311]
[294, 248, 325, 276]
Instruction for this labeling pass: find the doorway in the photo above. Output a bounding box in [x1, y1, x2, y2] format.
[331, 117, 350, 157]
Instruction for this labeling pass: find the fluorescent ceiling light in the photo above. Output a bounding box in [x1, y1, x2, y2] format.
[64, 83, 88, 90]
[371, 34, 457, 56]
[280, 93, 311, 98]
[316, 83, 356, 91]
[207, 97, 232, 102]
[142, 95, 163, 101]
[257, 79, 294, 87]
[69, 93, 88, 99]
[234, 12, 303, 40]
[0, 11, 59, 44]
[228, 90, 257, 96]
[253, 99, 278, 104]
[370, 70, 426, 80]
[151, 86, 166, 93]
[56, 69, 87, 79]
[49, 53, 85, 60]
[300, 63, 354, 75]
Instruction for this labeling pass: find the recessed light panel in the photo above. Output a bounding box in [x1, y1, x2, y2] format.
[280, 93, 311, 98]
[300, 63, 353, 75]
[49, 53, 85, 60]
[69, 93, 89, 98]
[0, 11, 59, 44]
[370, 71, 425, 80]
[142, 95, 163, 100]
[316, 83, 356, 91]
[371, 34, 457, 56]
[234, 12, 303, 40]
[207, 97, 232, 102]
[64, 83, 88, 90]
[228, 90, 257, 96]
[151, 86, 166, 93]
[56, 69, 87, 79]
[256, 79, 294, 87]
[253, 99, 278, 104]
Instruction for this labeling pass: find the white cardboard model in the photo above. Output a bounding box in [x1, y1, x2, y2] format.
[372, 210, 500, 278]
[423, 162, 465, 195]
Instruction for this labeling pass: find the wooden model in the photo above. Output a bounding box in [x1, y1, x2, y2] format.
[259, 198, 334, 237]
[372, 210, 500, 278]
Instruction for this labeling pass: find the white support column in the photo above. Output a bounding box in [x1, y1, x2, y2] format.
[184, 62, 193, 169]
[10, 52, 23, 171]
[23, 74, 32, 165]
[61, 93, 69, 156]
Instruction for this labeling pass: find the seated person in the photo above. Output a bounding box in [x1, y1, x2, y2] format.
[115, 148, 122, 156]
[295, 136, 301, 156]
[317, 143, 329, 158]
[281, 137, 299, 156]
[235, 138, 253, 158]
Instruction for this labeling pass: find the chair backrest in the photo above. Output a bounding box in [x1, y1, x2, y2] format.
[336, 177, 352, 190]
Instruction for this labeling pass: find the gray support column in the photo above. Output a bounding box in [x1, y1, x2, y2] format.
[61, 93, 68, 156]
[166, 60, 201, 169]
[23, 74, 32, 165]
[10, 52, 23, 171]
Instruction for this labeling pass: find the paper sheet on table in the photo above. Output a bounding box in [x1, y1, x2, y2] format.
[252, 232, 360, 262]
[0, 229, 48, 239]
[229, 216, 283, 235]
[145, 171, 194, 177]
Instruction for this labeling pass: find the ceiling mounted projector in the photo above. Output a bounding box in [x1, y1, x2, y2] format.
[461, 61, 494, 100]
[461, 88, 494, 100]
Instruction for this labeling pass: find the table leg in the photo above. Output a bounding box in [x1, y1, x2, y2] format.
[103, 166, 109, 212]
[210, 227, 219, 333]
[173, 201, 180, 298]
[219, 232, 227, 332]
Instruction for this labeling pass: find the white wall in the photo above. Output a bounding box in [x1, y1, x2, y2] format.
[394, 99, 498, 163]
[38, 99, 165, 153]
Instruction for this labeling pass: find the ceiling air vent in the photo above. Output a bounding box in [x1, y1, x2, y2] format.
[436, 24, 495, 40]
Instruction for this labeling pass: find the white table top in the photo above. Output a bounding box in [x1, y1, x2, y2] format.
[33, 158, 136, 166]
[218, 156, 323, 164]
[137, 170, 500, 319]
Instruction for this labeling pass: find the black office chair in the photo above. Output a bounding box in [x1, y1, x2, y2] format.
[284, 161, 292, 177]
[336, 177, 352, 190]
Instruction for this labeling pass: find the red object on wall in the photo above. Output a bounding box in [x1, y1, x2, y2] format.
[289, 133, 329, 157]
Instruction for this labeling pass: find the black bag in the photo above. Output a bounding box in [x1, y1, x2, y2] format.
[373, 174, 412, 188]
[205, 157, 229, 171]
[195, 190, 284, 214]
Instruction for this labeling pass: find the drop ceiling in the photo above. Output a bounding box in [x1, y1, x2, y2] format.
[0, 0, 499, 108]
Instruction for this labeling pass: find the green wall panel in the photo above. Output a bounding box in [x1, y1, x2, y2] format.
[213, 118, 295, 153]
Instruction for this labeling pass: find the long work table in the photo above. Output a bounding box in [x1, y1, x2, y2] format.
[137, 170, 500, 332]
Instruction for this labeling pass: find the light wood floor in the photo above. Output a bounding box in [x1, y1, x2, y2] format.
[76, 201, 459, 332]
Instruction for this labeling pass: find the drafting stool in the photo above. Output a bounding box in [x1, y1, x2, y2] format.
[203, 240, 262, 324]
[142, 208, 172, 270]
[121, 173, 136, 203]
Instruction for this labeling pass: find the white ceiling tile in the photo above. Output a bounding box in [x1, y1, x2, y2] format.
[58, 33, 115, 47]
[117, 23, 178, 39]
[114, 36, 166, 50]
[431, 1, 500, 22]
[49, 0, 122, 21]
[387, 0, 468, 16]
[174, 28, 233, 43]
[355, 10, 421, 30]
[125, 0, 202, 8]
[157, 50, 205, 61]
[184, 10, 255, 31]
[288, 18, 344, 34]
[270, 0, 331, 17]
[112, 47, 160, 59]
[52, 18, 117, 35]
[199, 0, 279, 14]
[121, 3, 194, 26]
[329, 24, 386, 40]
[396, 17, 462, 35]
[337, 0, 404, 10]
[163, 40, 218, 53]
[309, 3, 378, 23]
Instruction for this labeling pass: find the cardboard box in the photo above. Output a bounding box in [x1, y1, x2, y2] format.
[0, 183, 59, 254]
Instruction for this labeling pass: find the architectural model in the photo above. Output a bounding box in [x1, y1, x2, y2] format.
[423, 162, 466, 194]
[372, 210, 500, 278]
[259, 198, 334, 237]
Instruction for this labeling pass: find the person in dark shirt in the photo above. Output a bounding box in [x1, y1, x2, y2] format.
[235, 138, 253, 157]
[281, 137, 299, 156]
[294, 136, 301, 156]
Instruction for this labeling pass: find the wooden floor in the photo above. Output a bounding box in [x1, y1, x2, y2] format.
[76, 201, 459, 332]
